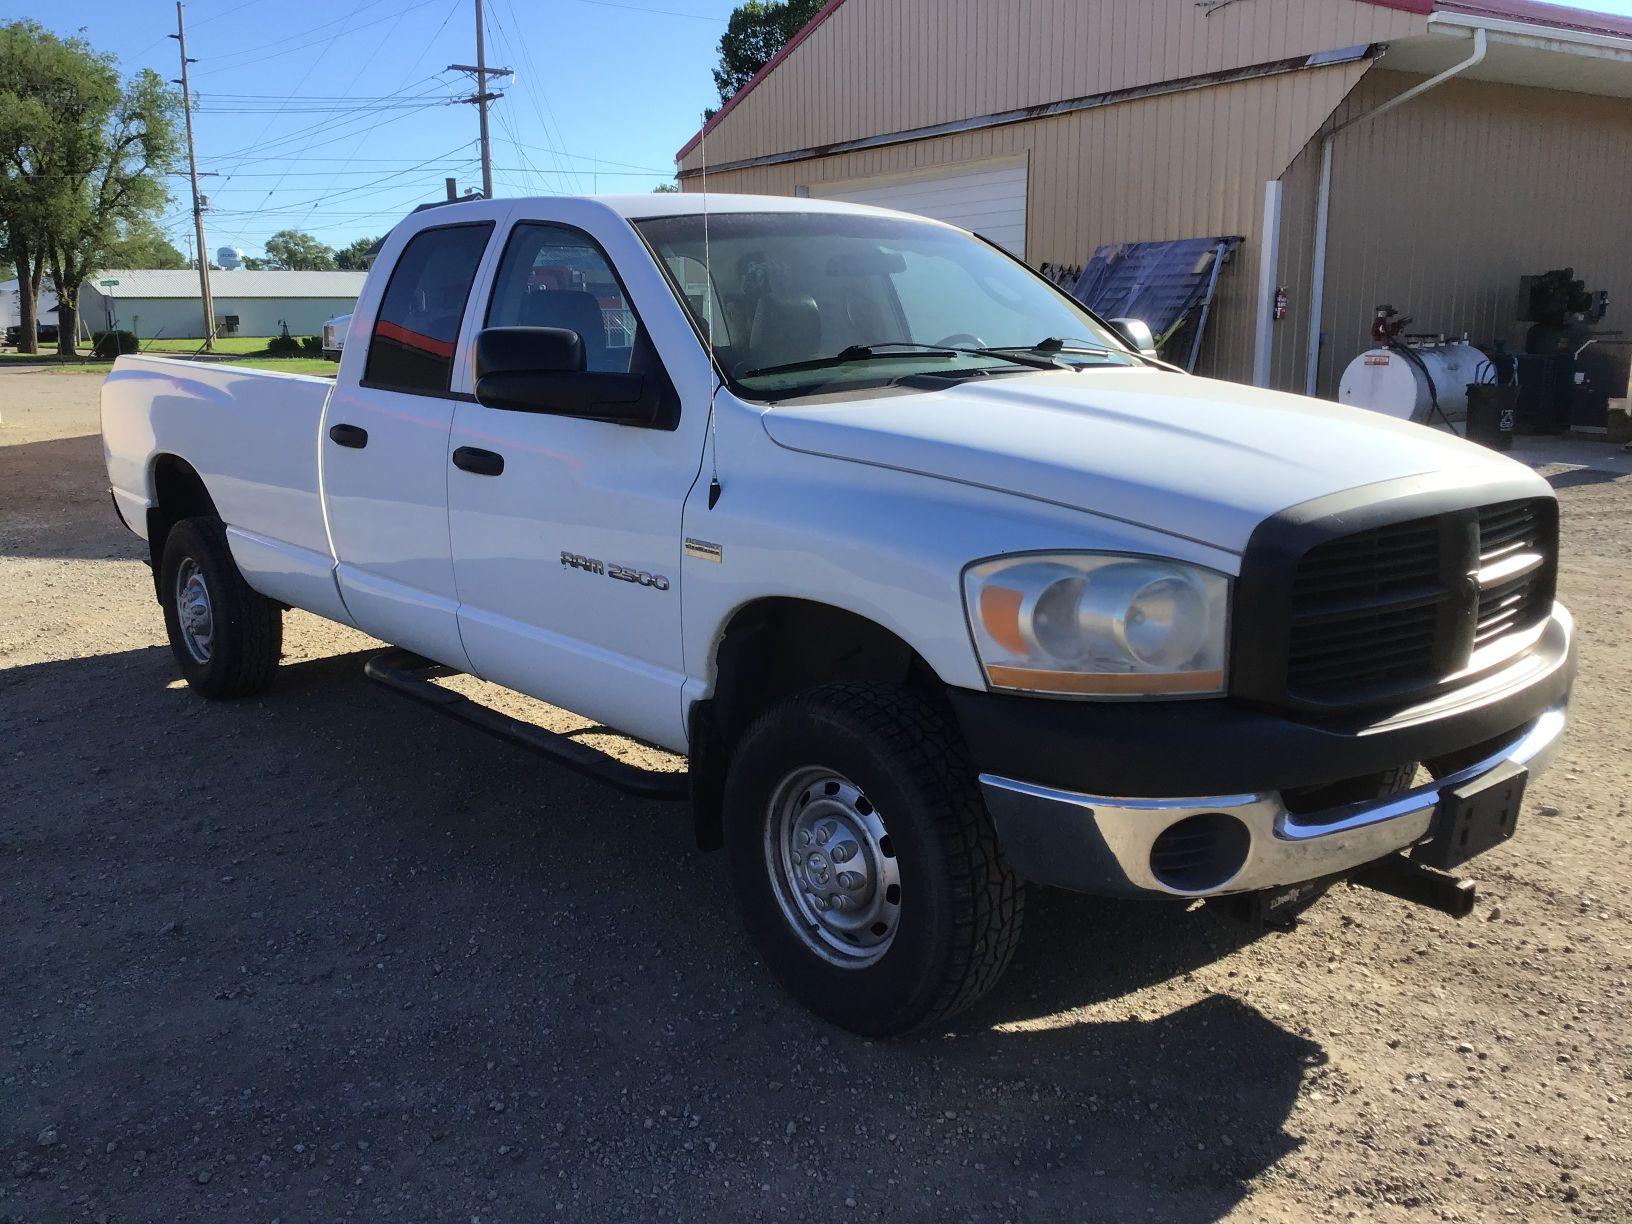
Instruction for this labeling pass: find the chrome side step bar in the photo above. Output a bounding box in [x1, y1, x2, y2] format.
[363, 648, 689, 801]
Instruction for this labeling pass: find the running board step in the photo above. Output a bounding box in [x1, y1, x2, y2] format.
[363, 648, 689, 801]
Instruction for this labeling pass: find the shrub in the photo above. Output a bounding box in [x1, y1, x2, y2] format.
[300, 335, 322, 355]
[266, 322, 300, 355]
[91, 330, 139, 358]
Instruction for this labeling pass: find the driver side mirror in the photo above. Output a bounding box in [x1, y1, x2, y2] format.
[473, 326, 668, 427]
[1109, 318, 1159, 360]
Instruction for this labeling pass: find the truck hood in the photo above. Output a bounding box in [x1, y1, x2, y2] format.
[759, 367, 1519, 553]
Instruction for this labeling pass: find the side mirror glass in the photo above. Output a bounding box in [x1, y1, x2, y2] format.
[1110, 318, 1159, 360]
[473, 326, 658, 425]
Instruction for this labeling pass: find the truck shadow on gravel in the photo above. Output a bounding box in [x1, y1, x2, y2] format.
[3, 643, 1319, 1221]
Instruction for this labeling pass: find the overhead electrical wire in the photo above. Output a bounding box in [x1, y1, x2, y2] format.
[491, 0, 588, 193]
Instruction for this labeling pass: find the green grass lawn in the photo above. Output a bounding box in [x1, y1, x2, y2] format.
[143, 336, 284, 354]
[0, 349, 335, 377]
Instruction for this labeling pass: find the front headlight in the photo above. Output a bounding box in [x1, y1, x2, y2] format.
[963, 553, 1230, 697]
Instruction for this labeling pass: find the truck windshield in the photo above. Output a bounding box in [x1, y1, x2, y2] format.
[634, 210, 1136, 399]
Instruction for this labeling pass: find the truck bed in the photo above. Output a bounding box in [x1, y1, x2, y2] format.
[101, 355, 349, 622]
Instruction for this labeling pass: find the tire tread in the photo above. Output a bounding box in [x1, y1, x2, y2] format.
[758, 681, 1024, 1031]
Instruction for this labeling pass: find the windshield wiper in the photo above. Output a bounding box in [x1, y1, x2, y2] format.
[736, 343, 958, 380]
[852, 340, 1063, 371]
[1024, 336, 1180, 371]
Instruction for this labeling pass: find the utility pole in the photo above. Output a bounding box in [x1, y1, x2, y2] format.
[449, 0, 511, 199]
[169, 2, 216, 350]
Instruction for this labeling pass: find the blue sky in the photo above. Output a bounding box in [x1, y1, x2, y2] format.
[30, 0, 1632, 260]
[39, 0, 737, 258]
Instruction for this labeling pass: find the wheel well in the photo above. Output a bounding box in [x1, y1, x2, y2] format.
[687, 598, 938, 851]
[145, 455, 220, 597]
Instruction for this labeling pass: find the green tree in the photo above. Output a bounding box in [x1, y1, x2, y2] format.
[262, 229, 337, 271]
[334, 235, 378, 271]
[712, 0, 825, 104]
[103, 215, 186, 269]
[0, 21, 180, 354]
[652, 181, 680, 193]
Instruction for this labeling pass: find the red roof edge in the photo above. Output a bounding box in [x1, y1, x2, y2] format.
[1429, 0, 1632, 41]
[676, 0, 852, 165]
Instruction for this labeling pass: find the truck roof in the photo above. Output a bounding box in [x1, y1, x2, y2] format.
[409, 192, 912, 223]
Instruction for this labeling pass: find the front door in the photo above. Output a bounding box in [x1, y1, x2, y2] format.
[321, 220, 496, 668]
[446, 211, 710, 751]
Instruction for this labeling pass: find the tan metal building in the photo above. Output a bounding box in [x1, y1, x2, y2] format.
[676, 0, 1632, 397]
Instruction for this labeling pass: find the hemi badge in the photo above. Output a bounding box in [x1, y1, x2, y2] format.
[685, 538, 723, 563]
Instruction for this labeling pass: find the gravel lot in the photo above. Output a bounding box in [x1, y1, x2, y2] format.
[2, 367, 1628, 1222]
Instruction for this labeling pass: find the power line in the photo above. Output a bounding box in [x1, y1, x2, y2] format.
[190, 0, 444, 75]
[491, 0, 587, 193]
[568, 0, 726, 20]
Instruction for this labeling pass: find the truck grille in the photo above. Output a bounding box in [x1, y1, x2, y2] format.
[1475, 501, 1551, 648]
[1279, 498, 1555, 707]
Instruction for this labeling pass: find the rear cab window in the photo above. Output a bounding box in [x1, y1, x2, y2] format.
[364, 222, 494, 395]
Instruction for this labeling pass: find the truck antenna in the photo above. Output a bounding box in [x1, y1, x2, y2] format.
[700, 110, 721, 509]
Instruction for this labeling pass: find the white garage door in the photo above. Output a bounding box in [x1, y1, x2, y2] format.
[810, 158, 1028, 258]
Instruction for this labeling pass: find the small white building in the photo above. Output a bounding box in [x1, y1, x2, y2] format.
[1, 279, 59, 333]
[79, 269, 367, 340]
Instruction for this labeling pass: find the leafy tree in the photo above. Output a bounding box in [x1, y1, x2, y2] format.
[334, 235, 378, 271]
[262, 229, 337, 271]
[103, 215, 186, 269]
[652, 182, 680, 193]
[0, 21, 180, 354]
[712, 0, 825, 104]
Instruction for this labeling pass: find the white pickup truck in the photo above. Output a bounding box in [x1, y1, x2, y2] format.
[103, 194, 1575, 1035]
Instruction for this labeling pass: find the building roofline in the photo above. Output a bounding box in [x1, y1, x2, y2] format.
[676, 0, 849, 163]
[674, 0, 1632, 164]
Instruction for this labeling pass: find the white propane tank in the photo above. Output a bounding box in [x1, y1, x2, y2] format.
[1338, 340, 1482, 426]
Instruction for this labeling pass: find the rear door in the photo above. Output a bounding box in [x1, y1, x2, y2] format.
[321, 217, 497, 667]
[445, 204, 713, 751]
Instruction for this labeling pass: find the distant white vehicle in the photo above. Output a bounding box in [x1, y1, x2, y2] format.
[321, 312, 350, 361]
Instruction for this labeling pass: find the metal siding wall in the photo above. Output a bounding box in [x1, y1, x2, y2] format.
[679, 0, 1424, 172]
[1274, 70, 1632, 395]
[103, 298, 205, 340]
[691, 63, 1369, 383]
[214, 298, 356, 338]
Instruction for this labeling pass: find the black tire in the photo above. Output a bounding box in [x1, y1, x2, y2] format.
[159, 516, 282, 699]
[723, 682, 1023, 1036]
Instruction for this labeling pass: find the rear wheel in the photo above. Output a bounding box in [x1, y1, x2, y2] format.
[159, 516, 282, 699]
[724, 682, 1023, 1036]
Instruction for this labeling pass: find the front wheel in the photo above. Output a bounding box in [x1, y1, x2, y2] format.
[723, 682, 1023, 1035]
[159, 516, 282, 699]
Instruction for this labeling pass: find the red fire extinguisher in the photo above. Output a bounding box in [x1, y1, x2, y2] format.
[1273, 286, 1288, 321]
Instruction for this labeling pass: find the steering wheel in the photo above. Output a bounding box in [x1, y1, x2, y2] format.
[935, 333, 987, 349]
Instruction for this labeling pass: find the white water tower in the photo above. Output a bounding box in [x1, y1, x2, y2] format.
[217, 246, 245, 270]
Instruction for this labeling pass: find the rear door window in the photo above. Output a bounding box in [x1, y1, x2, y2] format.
[364, 222, 493, 395]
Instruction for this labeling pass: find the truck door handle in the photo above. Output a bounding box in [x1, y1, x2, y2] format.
[328, 423, 369, 449]
[452, 446, 504, 476]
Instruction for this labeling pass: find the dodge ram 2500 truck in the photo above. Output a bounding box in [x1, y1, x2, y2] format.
[102, 194, 1575, 1036]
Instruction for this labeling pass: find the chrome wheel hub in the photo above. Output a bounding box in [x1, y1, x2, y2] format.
[765, 767, 901, 968]
[174, 558, 215, 664]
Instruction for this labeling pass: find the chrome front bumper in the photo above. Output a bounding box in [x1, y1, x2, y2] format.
[979, 702, 1568, 898]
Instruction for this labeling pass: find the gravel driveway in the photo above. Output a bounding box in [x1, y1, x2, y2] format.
[2, 368, 1627, 1222]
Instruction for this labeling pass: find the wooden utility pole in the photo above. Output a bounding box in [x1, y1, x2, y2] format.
[449, 0, 511, 198]
[170, 2, 216, 350]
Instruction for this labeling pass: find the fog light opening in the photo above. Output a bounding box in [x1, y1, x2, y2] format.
[1149, 813, 1252, 892]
